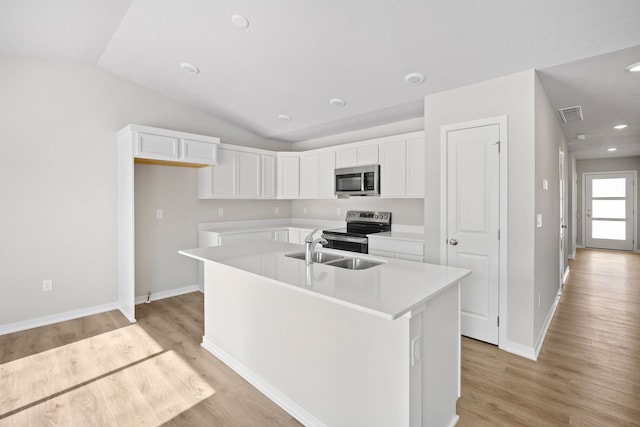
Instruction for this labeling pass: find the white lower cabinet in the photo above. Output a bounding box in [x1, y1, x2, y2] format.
[368, 235, 425, 262]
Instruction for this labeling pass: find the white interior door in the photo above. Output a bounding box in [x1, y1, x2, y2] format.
[585, 172, 635, 251]
[446, 124, 500, 345]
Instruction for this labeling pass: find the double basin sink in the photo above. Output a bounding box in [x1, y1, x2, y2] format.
[285, 251, 383, 270]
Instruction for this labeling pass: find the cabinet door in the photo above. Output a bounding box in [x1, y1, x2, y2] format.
[379, 140, 406, 197]
[261, 155, 277, 199]
[135, 132, 180, 161]
[211, 147, 236, 196]
[182, 139, 217, 164]
[317, 151, 336, 198]
[278, 155, 300, 199]
[335, 148, 357, 168]
[299, 154, 319, 199]
[406, 137, 425, 197]
[237, 151, 261, 198]
[357, 144, 378, 165]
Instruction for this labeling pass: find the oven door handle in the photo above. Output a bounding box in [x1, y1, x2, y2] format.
[321, 234, 368, 244]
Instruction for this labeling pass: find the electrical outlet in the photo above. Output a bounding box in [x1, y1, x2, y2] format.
[155, 208, 163, 219]
[538, 292, 541, 308]
[411, 336, 421, 367]
[218, 207, 224, 216]
[336, 207, 342, 216]
[275, 206, 279, 214]
[536, 214, 543, 228]
[303, 207, 308, 215]
[542, 179, 549, 191]
[43, 279, 53, 292]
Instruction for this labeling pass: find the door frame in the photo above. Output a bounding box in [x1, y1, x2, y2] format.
[440, 115, 508, 347]
[581, 170, 638, 252]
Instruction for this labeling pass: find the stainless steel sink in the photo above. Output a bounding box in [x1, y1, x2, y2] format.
[285, 251, 344, 263]
[323, 257, 383, 270]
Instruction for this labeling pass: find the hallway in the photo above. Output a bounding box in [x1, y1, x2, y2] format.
[457, 248, 640, 426]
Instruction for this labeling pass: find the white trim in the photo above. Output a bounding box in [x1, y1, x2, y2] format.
[533, 289, 561, 358]
[500, 288, 561, 361]
[447, 415, 460, 427]
[0, 301, 122, 336]
[562, 267, 570, 285]
[440, 115, 508, 347]
[576, 244, 585, 249]
[134, 284, 203, 305]
[201, 337, 328, 427]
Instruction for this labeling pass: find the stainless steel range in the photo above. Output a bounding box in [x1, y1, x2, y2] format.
[322, 210, 391, 254]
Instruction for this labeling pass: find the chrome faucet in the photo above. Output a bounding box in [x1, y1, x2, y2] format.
[304, 229, 328, 264]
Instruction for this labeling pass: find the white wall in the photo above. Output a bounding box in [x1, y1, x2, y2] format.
[0, 56, 288, 327]
[575, 156, 640, 247]
[533, 74, 568, 342]
[291, 198, 423, 226]
[134, 164, 292, 299]
[424, 70, 537, 349]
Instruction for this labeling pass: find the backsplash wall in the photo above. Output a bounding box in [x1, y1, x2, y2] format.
[291, 198, 424, 225]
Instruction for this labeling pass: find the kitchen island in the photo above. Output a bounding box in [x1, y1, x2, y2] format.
[180, 241, 470, 427]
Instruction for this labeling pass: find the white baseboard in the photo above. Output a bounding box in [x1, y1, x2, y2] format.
[499, 288, 562, 361]
[134, 284, 202, 305]
[499, 340, 537, 361]
[576, 244, 585, 249]
[201, 337, 328, 427]
[0, 301, 120, 336]
[562, 267, 570, 284]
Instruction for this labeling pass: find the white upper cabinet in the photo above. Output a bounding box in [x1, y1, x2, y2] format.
[299, 153, 319, 199]
[119, 124, 219, 165]
[237, 151, 261, 198]
[405, 137, 425, 197]
[261, 154, 277, 199]
[277, 153, 300, 199]
[379, 132, 424, 198]
[317, 151, 336, 199]
[209, 147, 236, 197]
[199, 144, 270, 199]
[335, 143, 378, 168]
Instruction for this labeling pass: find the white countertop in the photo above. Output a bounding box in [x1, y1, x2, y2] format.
[180, 240, 470, 320]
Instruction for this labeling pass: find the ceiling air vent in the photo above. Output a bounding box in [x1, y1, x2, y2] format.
[558, 106, 583, 123]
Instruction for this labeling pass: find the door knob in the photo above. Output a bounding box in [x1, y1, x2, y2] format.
[449, 238, 458, 246]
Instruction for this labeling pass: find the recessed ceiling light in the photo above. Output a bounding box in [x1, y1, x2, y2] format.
[625, 62, 640, 72]
[576, 134, 586, 140]
[404, 72, 425, 85]
[607, 148, 617, 152]
[278, 114, 292, 122]
[329, 98, 346, 107]
[180, 62, 200, 74]
[613, 124, 628, 130]
[231, 14, 250, 28]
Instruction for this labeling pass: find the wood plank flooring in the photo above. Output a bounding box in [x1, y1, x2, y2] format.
[1, 248, 638, 426]
[457, 248, 640, 426]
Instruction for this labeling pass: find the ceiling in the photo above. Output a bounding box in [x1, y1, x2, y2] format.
[1, 0, 640, 157]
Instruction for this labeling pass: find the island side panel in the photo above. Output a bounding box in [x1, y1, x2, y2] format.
[203, 261, 411, 427]
[422, 282, 461, 427]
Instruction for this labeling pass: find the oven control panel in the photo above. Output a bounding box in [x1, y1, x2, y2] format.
[346, 210, 392, 224]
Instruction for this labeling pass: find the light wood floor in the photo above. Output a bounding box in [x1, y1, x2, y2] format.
[1, 248, 638, 426]
[457, 248, 640, 426]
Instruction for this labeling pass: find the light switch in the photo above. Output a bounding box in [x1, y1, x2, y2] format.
[536, 213, 543, 228]
[155, 209, 163, 219]
[542, 179, 549, 191]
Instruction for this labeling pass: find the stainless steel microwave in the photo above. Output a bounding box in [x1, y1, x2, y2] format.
[334, 164, 380, 196]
